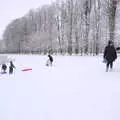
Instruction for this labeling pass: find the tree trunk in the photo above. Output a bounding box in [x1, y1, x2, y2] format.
[108, 0, 117, 42]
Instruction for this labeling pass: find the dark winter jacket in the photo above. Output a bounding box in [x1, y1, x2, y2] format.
[48, 55, 53, 62]
[10, 61, 15, 68]
[104, 45, 117, 62]
[9, 61, 15, 74]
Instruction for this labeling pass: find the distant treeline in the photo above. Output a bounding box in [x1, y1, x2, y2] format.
[1, 0, 120, 55]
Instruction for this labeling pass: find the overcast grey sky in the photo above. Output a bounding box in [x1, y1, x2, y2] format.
[0, 0, 55, 39]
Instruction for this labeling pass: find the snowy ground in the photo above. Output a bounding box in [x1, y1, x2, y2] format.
[0, 55, 120, 120]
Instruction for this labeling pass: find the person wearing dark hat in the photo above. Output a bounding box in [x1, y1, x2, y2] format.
[103, 40, 117, 72]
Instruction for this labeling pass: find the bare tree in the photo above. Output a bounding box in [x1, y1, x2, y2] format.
[2, 0, 120, 55]
[106, 0, 118, 41]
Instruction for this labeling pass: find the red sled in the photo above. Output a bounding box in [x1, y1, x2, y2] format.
[21, 68, 32, 72]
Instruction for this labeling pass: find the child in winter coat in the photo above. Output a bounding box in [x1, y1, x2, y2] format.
[46, 54, 53, 66]
[9, 61, 15, 74]
[1, 64, 7, 73]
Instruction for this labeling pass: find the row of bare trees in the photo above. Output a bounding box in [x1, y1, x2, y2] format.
[2, 0, 120, 55]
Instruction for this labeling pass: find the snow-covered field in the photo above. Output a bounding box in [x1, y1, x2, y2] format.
[0, 55, 120, 120]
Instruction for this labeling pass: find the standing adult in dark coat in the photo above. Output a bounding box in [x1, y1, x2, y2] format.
[104, 40, 117, 71]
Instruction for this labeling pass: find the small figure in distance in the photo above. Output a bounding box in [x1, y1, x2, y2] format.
[1, 64, 7, 73]
[46, 54, 53, 67]
[103, 40, 117, 72]
[9, 61, 15, 75]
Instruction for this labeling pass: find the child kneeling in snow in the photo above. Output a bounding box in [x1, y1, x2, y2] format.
[1, 64, 7, 73]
